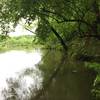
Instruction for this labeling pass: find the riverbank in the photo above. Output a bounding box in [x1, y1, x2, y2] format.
[0, 35, 43, 52]
[0, 35, 100, 99]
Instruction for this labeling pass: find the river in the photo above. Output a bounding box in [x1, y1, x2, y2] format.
[0, 49, 96, 100]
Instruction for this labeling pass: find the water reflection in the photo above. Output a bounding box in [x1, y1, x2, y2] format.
[0, 50, 42, 100]
[31, 50, 96, 100]
[0, 50, 97, 100]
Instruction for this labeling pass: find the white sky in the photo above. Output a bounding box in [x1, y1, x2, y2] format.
[9, 19, 38, 37]
[9, 24, 33, 37]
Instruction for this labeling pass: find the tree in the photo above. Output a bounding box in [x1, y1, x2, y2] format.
[0, 0, 100, 50]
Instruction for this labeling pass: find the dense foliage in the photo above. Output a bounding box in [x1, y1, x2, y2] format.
[0, 0, 100, 50]
[0, 0, 100, 99]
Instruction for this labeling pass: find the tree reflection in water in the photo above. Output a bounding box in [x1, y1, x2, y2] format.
[31, 50, 96, 100]
[1, 50, 98, 100]
[2, 67, 43, 100]
[0, 50, 42, 100]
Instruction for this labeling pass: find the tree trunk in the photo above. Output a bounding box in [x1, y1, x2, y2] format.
[49, 25, 68, 50]
[92, 0, 100, 39]
[44, 18, 68, 50]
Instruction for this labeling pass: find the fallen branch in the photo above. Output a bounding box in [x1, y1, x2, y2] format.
[77, 55, 100, 63]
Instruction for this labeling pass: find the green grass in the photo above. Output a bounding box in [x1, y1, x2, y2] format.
[0, 35, 43, 52]
[85, 62, 100, 99]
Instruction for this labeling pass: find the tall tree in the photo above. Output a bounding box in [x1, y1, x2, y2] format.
[0, 0, 99, 50]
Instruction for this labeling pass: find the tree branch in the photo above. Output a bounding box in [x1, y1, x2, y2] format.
[24, 27, 35, 34]
[42, 8, 92, 27]
[77, 54, 100, 63]
[43, 18, 68, 50]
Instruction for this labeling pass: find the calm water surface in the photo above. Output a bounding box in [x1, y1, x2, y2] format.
[0, 50, 96, 100]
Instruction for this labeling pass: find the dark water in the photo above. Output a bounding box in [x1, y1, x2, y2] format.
[0, 50, 97, 100]
[32, 50, 96, 100]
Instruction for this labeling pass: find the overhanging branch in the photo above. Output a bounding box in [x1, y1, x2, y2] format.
[24, 27, 35, 34]
[42, 8, 92, 27]
[33, 8, 92, 27]
[43, 18, 68, 50]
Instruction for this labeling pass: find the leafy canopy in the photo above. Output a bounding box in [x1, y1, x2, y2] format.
[0, 0, 100, 47]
